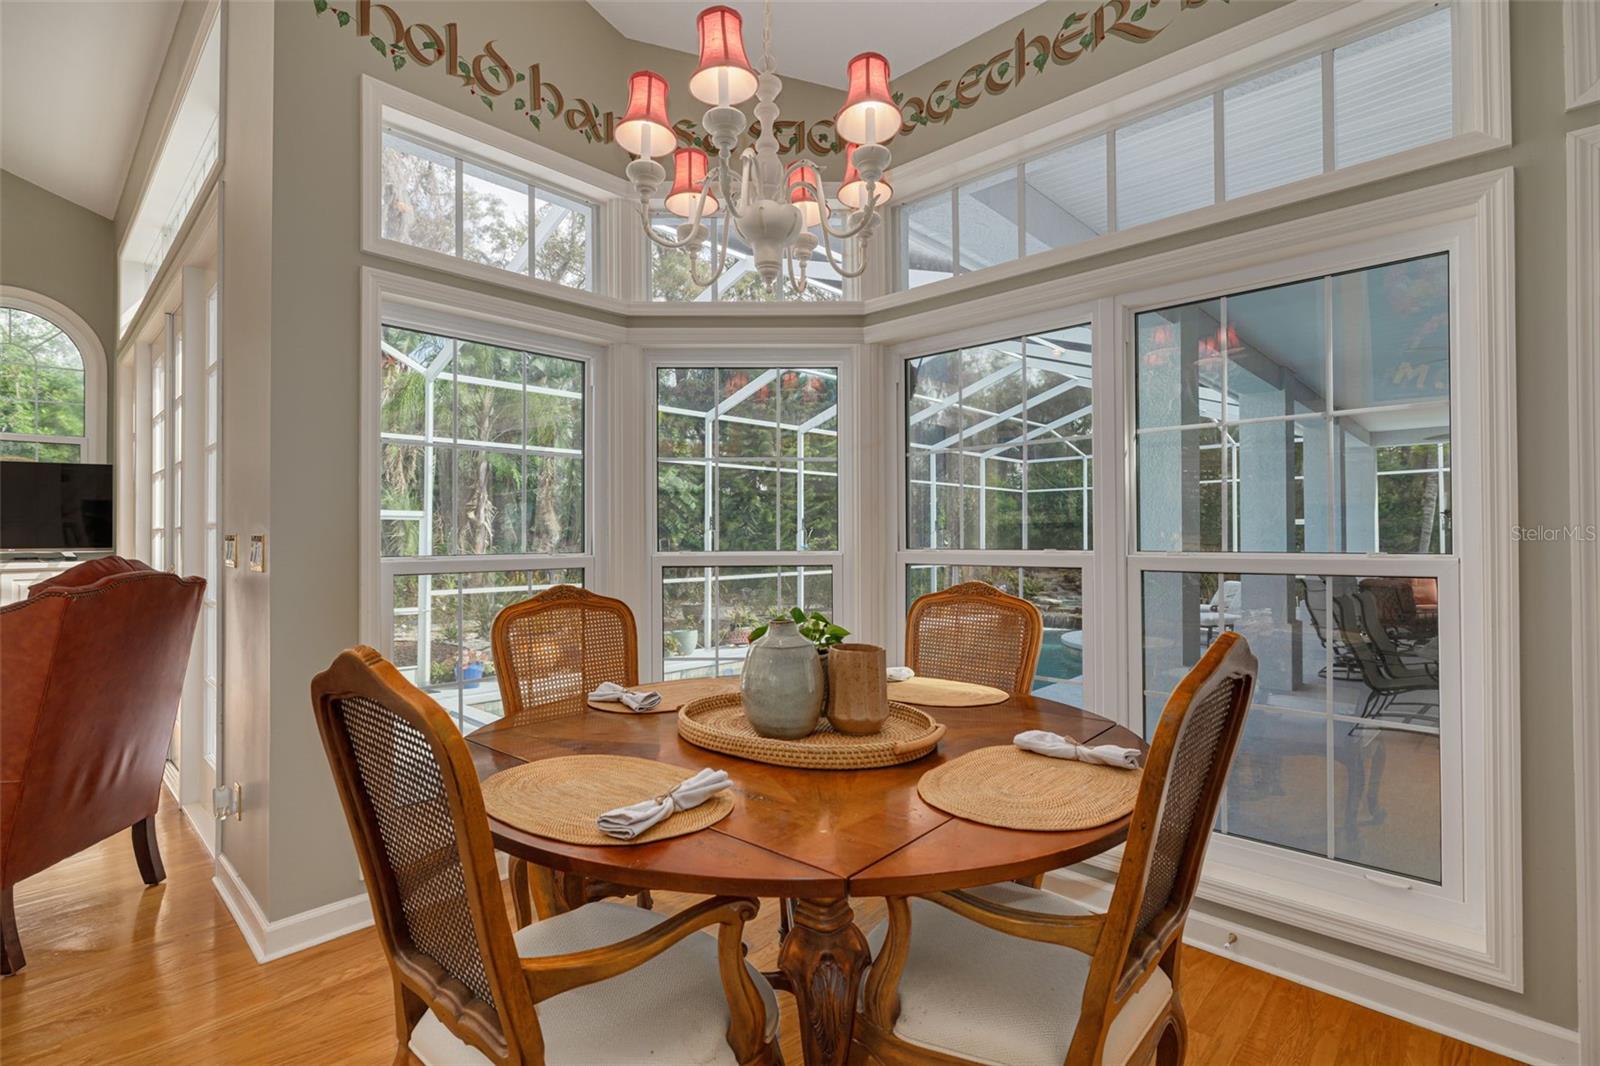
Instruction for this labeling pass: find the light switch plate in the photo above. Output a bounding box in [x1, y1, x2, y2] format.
[248, 534, 266, 572]
[223, 534, 238, 568]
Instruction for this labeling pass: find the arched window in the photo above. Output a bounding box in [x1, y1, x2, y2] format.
[0, 292, 104, 462]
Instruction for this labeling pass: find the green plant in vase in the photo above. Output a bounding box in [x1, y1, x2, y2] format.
[750, 607, 849, 649]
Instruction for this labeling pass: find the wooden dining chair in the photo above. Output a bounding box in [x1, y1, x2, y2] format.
[905, 581, 1044, 695]
[491, 584, 639, 726]
[856, 631, 1258, 1066]
[311, 646, 781, 1066]
[490, 584, 652, 922]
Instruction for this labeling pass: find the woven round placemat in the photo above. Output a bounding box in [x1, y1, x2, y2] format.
[887, 676, 1010, 707]
[586, 676, 740, 714]
[678, 693, 945, 769]
[918, 745, 1142, 831]
[481, 755, 734, 846]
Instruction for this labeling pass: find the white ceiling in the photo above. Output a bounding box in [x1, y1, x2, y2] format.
[588, 1, 1039, 90]
[1, 0, 182, 219]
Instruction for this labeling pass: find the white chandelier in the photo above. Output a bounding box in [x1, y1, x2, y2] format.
[615, 2, 897, 295]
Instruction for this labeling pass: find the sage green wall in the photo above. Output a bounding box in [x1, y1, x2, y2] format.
[0, 169, 118, 441]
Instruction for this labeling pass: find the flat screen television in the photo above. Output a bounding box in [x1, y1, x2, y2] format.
[0, 462, 115, 552]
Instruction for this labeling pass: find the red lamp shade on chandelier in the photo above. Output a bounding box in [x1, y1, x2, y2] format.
[839, 143, 892, 210]
[616, 70, 674, 157]
[787, 165, 822, 229]
[667, 147, 719, 217]
[689, 5, 758, 107]
[836, 52, 897, 146]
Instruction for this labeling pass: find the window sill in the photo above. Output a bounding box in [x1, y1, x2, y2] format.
[1080, 837, 1517, 989]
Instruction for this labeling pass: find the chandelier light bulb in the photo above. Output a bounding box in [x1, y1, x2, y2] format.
[836, 53, 897, 146]
[667, 147, 719, 217]
[787, 165, 823, 230]
[839, 144, 892, 209]
[616, 70, 675, 158]
[689, 5, 758, 107]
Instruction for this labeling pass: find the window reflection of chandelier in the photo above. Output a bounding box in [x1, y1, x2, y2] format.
[617, 3, 896, 295]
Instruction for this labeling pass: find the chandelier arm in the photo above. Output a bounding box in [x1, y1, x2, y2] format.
[686, 205, 735, 289]
[783, 158, 880, 241]
[637, 202, 701, 251]
[813, 216, 871, 279]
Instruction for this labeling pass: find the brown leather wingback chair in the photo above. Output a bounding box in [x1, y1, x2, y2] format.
[0, 556, 204, 975]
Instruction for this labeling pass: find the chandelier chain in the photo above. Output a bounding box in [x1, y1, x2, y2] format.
[762, 0, 774, 74]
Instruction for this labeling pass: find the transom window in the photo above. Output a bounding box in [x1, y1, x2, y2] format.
[380, 129, 598, 293]
[895, 7, 1454, 290]
[378, 323, 589, 728]
[647, 213, 845, 302]
[0, 307, 88, 462]
[654, 364, 841, 677]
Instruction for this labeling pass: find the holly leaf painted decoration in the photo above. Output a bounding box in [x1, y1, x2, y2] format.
[1033, 53, 1048, 71]
[1132, 2, 1149, 19]
[995, 60, 1010, 79]
[313, 0, 328, 12]
[547, 100, 558, 117]
[1079, 30, 1095, 48]
[1062, 11, 1084, 30]
[336, 9, 350, 26]
[369, 35, 386, 56]
[515, 71, 526, 82]
[457, 59, 471, 76]
[529, 114, 541, 129]
[392, 54, 405, 70]
[481, 95, 493, 110]
[514, 97, 526, 111]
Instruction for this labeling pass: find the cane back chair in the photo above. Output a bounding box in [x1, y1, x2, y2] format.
[856, 631, 1258, 1066]
[491, 585, 639, 726]
[905, 581, 1044, 695]
[491, 585, 654, 921]
[311, 647, 779, 1066]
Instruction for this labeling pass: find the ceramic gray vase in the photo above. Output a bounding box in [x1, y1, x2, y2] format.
[741, 618, 824, 739]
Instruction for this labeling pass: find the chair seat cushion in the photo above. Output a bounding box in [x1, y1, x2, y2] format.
[409, 901, 779, 1066]
[866, 883, 1171, 1066]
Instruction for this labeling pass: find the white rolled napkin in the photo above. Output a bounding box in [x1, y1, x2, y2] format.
[1013, 730, 1141, 769]
[588, 681, 661, 712]
[596, 768, 732, 840]
[886, 666, 915, 682]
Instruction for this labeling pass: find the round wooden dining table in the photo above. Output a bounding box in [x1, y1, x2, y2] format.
[466, 682, 1143, 1066]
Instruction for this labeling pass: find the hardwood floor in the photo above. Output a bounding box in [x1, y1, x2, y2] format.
[0, 794, 1520, 1065]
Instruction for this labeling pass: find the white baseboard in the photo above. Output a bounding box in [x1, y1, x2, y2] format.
[1043, 870, 1580, 1066]
[212, 855, 374, 964]
[162, 761, 181, 804]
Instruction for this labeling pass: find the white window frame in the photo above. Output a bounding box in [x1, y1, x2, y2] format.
[0, 288, 108, 464]
[873, 0, 1509, 308]
[644, 346, 858, 682]
[872, 168, 1518, 988]
[358, 269, 621, 697]
[361, 77, 628, 311]
[1116, 224, 1490, 975]
[890, 303, 1102, 708]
